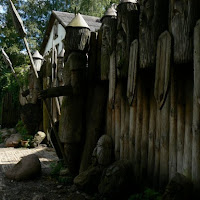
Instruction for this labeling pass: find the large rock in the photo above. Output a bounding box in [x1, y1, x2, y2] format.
[92, 135, 113, 166]
[5, 134, 22, 147]
[98, 160, 134, 200]
[5, 154, 41, 181]
[162, 173, 193, 200]
[74, 166, 103, 193]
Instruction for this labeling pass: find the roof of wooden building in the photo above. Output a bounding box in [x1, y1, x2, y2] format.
[40, 11, 101, 54]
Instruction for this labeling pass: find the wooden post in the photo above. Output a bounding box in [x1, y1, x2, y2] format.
[139, 0, 169, 68]
[114, 82, 122, 160]
[129, 98, 137, 161]
[169, 0, 200, 64]
[134, 75, 143, 182]
[169, 67, 177, 180]
[159, 89, 170, 188]
[183, 70, 193, 178]
[123, 100, 130, 160]
[141, 81, 150, 183]
[116, 2, 139, 78]
[120, 86, 125, 159]
[192, 19, 200, 187]
[148, 88, 157, 183]
[176, 77, 185, 174]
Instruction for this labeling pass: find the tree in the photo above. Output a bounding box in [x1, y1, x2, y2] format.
[66, 0, 119, 17]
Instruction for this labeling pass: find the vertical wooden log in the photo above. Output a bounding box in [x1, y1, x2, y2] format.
[134, 76, 143, 182]
[141, 79, 150, 182]
[176, 77, 185, 174]
[129, 98, 137, 161]
[169, 0, 200, 64]
[183, 71, 193, 178]
[79, 83, 108, 173]
[139, 0, 169, 69]
[153, 104, 161, 187]
[123, 101, 130, 160]
[148, 88, 157, 183]
[120, 92, 125, 159]
[169, 67, 177, 180]
[159, 90, 170, 188]
[116, 2, 139, 78]
[192, 19, 200, 187]
[114, 82, 122, 160]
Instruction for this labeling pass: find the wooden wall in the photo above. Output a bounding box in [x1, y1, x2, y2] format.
[82, 1, 200, 190]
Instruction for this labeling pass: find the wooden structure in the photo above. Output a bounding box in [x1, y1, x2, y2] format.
[39, 2, 200, 192]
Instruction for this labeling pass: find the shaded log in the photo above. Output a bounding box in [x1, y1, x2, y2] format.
[127, 39, 138, 106]
[139, 0, 169, 68]
[101, 17, 117, 80]
[114, 82, 122, 160]
[120, 92, 126, 159]
[154, 31, 171, 109]
[183, 71, 193, 178]
[88, 32, 98, 82]
[79, 83, 108, 173]
[64, 27, 90, 56]
[129, 97, 137, 161]
[108, 52, 116, 108]
[169, 0, 200, 64]
[116, 2, 139, 78]
[147, 88, 157, 183]
[169, 67, 177, 180]
[141, 80, 150, 183]
[176, 76, 185, 174]
[59, 52, 87, 174]
[159, 88, 170, 188]
[123, 100, 130, 160]
[153, 105, 160, 187]
[134, 76, 143, 182]
[192, 20, 200, 186]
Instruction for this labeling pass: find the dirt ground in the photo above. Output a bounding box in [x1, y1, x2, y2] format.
[0, 146, 96, 200]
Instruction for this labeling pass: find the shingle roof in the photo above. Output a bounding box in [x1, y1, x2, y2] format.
[40, 11, 101, 54]
[53, 11, 101, 31]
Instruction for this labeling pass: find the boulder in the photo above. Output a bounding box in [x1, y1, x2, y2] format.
[92, 135, 113, 166]
[5, 154, 41, 181]
[5, 134, 22, 147]
[162, 173, 193, 200]
[98, 160, 134, 200]
[74, 166, 103, 193]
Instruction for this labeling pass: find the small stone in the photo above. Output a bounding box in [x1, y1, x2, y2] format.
[60, 168, 70, 176]
[32, 195, 46, 200]
[57, 185, 63, 189]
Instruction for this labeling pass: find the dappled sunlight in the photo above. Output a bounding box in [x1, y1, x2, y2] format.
[0, 146, 59, 173]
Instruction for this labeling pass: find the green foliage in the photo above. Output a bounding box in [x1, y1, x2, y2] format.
[66, 0, 119, 17]
[129, 188, 162, 200]
[50, 161, 63, 177]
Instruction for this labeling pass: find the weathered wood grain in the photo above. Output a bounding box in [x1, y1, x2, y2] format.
[127, 39, 138, 106]
[154, 31, 171, 109]
[114, 82, 122, 160]
[192, 20, 200, 186]
[134, 76, 143, 182]
[169, 67, 177, 180]
[169, 0, 200, 64]
[148, 88, 157, 183]
[116, 2, 139, 78]
[139, 0, 169, 68]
